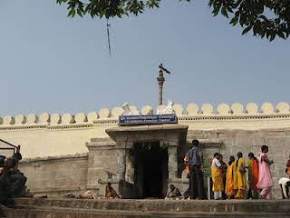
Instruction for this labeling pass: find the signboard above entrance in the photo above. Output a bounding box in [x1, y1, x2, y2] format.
[118, 114, 178, 126]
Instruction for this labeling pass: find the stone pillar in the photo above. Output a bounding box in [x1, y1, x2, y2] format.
[125, 148, 134, 184]
[168, 146, 178, 181]
[118, 142, 136, 198]
[86, 138, 119, 197]
[116, 141, 133, 182]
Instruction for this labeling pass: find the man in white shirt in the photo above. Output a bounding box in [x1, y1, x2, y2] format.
[279, 170, 290, 199]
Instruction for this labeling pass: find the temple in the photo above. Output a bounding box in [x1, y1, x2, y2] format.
[1, 102, 290, 199]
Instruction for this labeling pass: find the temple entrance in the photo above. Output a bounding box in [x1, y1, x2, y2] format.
[133, 141, 168, 198]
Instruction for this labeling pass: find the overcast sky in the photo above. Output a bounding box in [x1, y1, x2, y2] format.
[0, 0, 289, 115]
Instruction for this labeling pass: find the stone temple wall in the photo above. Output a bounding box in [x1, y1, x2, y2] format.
[19, 154, 88, 197]
[0, 102, 290, 159]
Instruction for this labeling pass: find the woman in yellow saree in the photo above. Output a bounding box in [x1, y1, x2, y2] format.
[225, 156, 236, 199]
[234, 152, 247, 199]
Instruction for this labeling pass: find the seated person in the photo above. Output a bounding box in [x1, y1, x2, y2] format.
[279, 169, 290, 199]
[165, 184, 182, 199]
[0, 155, 6, 175]
[79, 190, 97, 199]
[105, 182, 120, 199]
[287, 154, 290, 176]
[7, 158, 27, 198]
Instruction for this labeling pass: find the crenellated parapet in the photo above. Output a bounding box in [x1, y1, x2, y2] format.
[1, 102, 290, 129]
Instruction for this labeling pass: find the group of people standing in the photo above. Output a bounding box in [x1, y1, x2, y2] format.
[211, 145, 273, 200]
[184, 140, 287, 200]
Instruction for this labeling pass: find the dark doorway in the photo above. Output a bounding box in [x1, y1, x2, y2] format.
[134, 141, 168, 198]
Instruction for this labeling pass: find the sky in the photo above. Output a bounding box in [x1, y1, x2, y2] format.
[0, 0, 289, 116]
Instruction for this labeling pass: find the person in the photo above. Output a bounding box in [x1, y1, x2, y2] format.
[278, 169, 290, 199]
[219, 154, 227, 199]
[247, 152, 259, 199]
[234, 152, 247, 199]
[12, 145, 22, 170]
[286, 154, 290, 177]
[256, 145, 273, 199]
[105, 182, 120, 199]
[165, 184, 182, 199]
[0, 155, 6, 175]
[211, 153, 223, 200]
[0, 158, 16, 207]
[184, 139, 205, 199]
[79, 190, 97, 199]
[225, 156, 236, 199]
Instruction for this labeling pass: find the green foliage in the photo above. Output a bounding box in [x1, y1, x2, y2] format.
[56, 0, 290, 41]
[208, 0, 290, 41]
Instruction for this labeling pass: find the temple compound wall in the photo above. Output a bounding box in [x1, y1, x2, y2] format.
[1, 102, 290, 199]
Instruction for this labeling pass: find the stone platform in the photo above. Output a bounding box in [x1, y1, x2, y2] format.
[2, 198, 290, 218]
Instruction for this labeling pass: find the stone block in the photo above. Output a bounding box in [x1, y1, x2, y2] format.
[15, 114, 25, 125]
[3, 115, 14, 125]
[141, 105, 153, 115]
[276, 102, 290, 114]
[231, 103, 244, 114]
[201, 104, 213, 115]
[87, 112, 99, 123]
[75, 113, 87, 123]
[62, 113, 74, 125]
[186, 103, 199, 115]
[27, 113, 38, 124]
[246, 103, 258, 114]
[50, 113, 60, 125]
[99, 108, 110, 119]
[217, 103, 230, 115]
[261, 102, 274, 114]
[173, 104, 184, 116]
[39, 112, 50, 124]
[111, 107, 125, 118]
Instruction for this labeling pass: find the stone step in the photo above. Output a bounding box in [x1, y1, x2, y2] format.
[3, 206, 290, 218]
[13, 198, 290, 213]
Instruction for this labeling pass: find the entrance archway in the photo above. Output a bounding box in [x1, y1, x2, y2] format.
[133, 141, 168, 198]
[104, 124, 188, 198]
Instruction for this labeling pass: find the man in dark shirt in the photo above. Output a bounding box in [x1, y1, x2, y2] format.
[184, 139, 205, 199]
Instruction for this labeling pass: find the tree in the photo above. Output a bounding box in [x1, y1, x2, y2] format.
[56, 0, 290, 41]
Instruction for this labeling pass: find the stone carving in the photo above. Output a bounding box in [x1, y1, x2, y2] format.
[99, 108, 110, 119]
[186, 103, 199, 115]
[3, 115, 14, 125]
[129, 105, 140, 115]
[15, 114, 25, 125]
[173, 104, 184, 116]
[246, 103, 258, 114]
[62, 113, 74, 125]
[276, 102, 290, 114]
[75, 113, 87, 124]
[111, 107, 125, 118]
[50, 113, 60, 125]
[201, 104, 213, 115]
[261, 102, 274, 114]
[121, 104, 141, 115]
[141, 105, 153, 115]
[27, 114, 38, 124]
[39, 113, 50, 124]
[157, 101, 174, 115]
[156, 105, 166, 115]
[231, 103, 244, 114]
[217, 103, 230, 115]
[87, 112, 98, 123]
